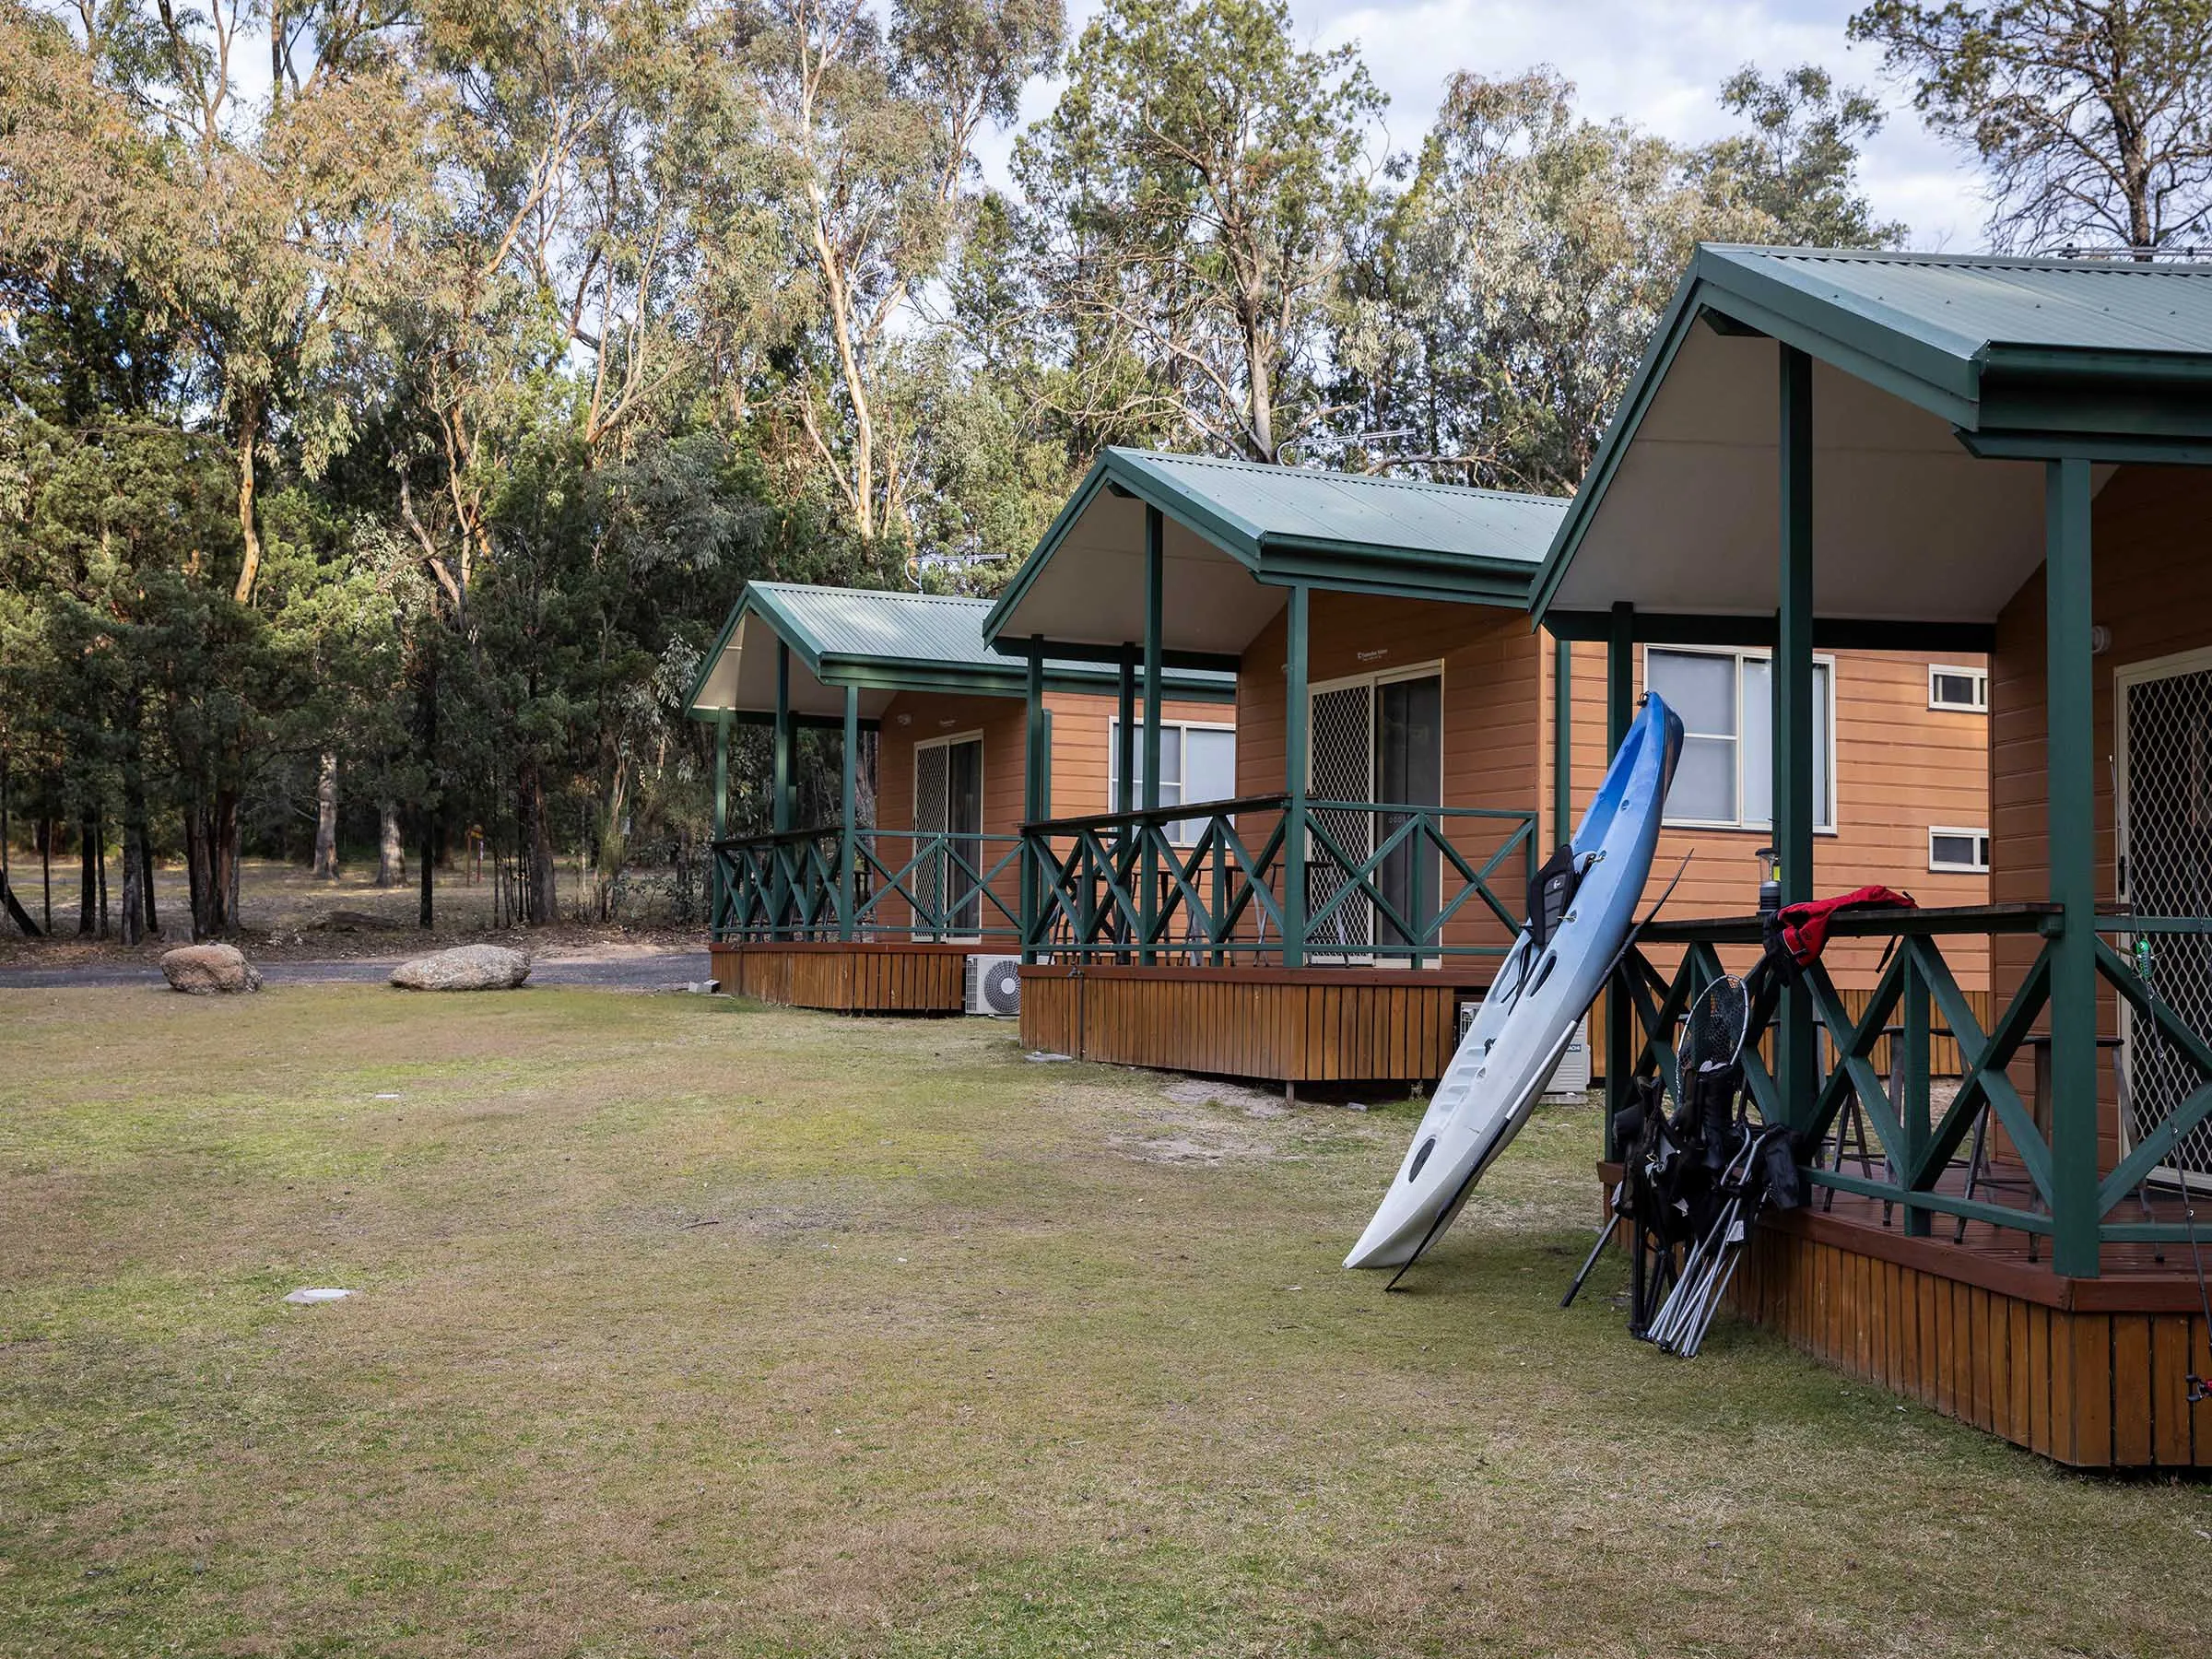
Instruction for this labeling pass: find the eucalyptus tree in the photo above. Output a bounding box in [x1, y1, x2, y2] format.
[1341, 71, 1765, 494]
[730, 0, 1061, 544]
[1851, 0, 2212, 253]
[1691, 64, 1911, 249]
[1011, 0, 1382, 464]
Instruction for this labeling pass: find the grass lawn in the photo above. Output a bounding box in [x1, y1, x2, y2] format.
[2, 986, 2207, 1657]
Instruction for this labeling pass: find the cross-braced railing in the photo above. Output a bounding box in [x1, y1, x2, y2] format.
[711, 827, 1023, 944]
[1020, 795, 1538, 965]
[1612, 904, 2212, 1274]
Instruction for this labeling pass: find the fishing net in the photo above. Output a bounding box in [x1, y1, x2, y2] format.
[1677, 974, 1750, 1088]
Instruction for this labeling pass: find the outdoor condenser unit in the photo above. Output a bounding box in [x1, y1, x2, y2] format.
[964, 955, 1023, 1018]
[1458, 1004, 1591, 1097]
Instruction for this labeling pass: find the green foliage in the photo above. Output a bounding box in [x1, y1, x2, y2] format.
[1011, 0, 1383, 462]
[1850, 0, 2212, 251]
[1692, 64, 1911, 249]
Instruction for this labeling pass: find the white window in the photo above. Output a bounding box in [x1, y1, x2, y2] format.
[1929, 664, 1989, 712]
[1929, 827, 1991, 873]
[1644, 647, 1835, 832]
[1109, 720, 1237, 842]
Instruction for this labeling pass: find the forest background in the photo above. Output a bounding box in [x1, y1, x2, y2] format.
[3, 0, 2204, 941]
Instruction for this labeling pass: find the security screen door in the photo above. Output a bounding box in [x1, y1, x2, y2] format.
[1307, 668, 1443, 961]
[913, 735, 983, 938]
[2117, 650, 2212, 1184]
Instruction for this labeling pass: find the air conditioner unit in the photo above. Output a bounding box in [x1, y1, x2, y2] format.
[964, 954, 1023, 1018]
[1454, 1006, 1591, 1097]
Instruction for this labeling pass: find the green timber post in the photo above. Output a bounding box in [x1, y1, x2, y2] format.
[1022, 637, 1045, 963]
[1116, 647, 1136, 816]
[712, 712, 729, 940]
[1283, 582, 1312, 969]
[1776, 345, 1817, 1131]
[2047, 457, 2100, 1277]
[1141, 504, 1165, 965]
[1552, 634, 1572, 849]
[838, 687, 858, 943]
[1900, 942, 1931, 1236]
[773, 641, 794, 937]
[1603, 602, 1635, 1143]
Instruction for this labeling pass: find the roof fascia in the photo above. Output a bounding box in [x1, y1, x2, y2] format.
[1543, 607, 1994, 653]
[981, 448, 1269, 650]
[1531, 248, 1989, 624]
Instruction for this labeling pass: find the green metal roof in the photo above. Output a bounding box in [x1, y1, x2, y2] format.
[984, 448, 1569, 653]
[1532, 245, 2212, 622]
[1100, 449, 1567, 564]
[687, 582, 1235, 716]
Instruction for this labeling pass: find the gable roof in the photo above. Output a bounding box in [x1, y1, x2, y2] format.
[1533, 245, 2212, 627]
[688, 582, 1234, 717]
[984, 447, 1569, 655]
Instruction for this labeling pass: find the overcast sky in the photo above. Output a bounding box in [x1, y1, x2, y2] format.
[978, 0, 1993, 251]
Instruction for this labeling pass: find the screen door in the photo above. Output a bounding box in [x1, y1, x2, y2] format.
[2116, 649, 2212, 1183]
[914, 735, 983, 938]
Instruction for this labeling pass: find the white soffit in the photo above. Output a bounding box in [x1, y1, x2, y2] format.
[997, 489, 1287, 654]
[713, 614, 895, 720]
[1552, 327, 2073, 626]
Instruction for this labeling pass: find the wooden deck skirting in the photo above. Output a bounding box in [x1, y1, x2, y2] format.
[709, 942, 970, 1015]
[1597, 1165, 2212, 1467]
[1020, 963, 1496, 1084]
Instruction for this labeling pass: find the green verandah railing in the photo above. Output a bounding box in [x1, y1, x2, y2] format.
[710, 827, 1023, 944]
[1610, 903, 2212, 1276]
[1019, 795, 1539, 965]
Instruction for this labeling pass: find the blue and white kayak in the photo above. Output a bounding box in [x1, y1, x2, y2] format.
[1344, 693, 1684, 1270]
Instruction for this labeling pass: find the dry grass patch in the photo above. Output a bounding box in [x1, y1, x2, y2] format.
[0, 985, 2206, 1658]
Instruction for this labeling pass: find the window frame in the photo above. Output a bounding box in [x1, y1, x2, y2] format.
[1641, 643, 1839, 834]
[1928, 663, 1990, 713]
[1107, 716, 1238, 844]
[1928, 826, 1992, 874]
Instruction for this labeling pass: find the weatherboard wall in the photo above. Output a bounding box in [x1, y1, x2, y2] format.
[1549, 641, 1993, 992]
[1232, 592, 1541, 959]
[1988, 463, 2212, 1174]
[874, 686, 1225, 940]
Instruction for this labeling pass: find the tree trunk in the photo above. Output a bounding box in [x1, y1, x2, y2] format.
[121, 822, 144, 947]
[312, 751, 340, 879]
[232, 400, 264, 606]
[122, 690, 151, 946]
[418, 804, 435, 929]
[184, 791, 242, 940]
[377, 801, 405, 887]
[76, 814, 97, 936]
[139, 834, 158, 937]
[519, 759, 558, 925]
[41, 816, 51, 934]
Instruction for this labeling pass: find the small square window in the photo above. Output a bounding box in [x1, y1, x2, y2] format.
[1929, 665, 1988, 712]
[1929, 828, 1991, 873]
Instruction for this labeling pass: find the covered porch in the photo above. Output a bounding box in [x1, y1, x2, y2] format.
[687, 582, 1228, 1013]
[984, 449, 1564, 1085]
[1541, 246, 2212, 1464]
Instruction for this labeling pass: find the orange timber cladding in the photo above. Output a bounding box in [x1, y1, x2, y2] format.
[712, 684, 1224, 1016]
[1023, 587, 1993, 1081]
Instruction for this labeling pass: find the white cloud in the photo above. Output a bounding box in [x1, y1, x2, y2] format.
[977, 0, 1993, 250]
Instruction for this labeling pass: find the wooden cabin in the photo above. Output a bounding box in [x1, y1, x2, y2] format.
[686, 582, 1231, 1013]
[980, 448, 1987, 1088]
[1536, 243, 2212, 1467]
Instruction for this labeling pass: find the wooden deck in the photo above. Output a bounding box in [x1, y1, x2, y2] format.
[1605, 1160, 2212, 1466]
[709, 942, 971, 1015]
[1020, 963, 1496, 1085]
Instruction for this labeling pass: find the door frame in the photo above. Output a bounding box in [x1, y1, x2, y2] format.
[1306, 660, 1446, 963]
[2112, 642, 2212, 1182]
[912, 728, 986, 942]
